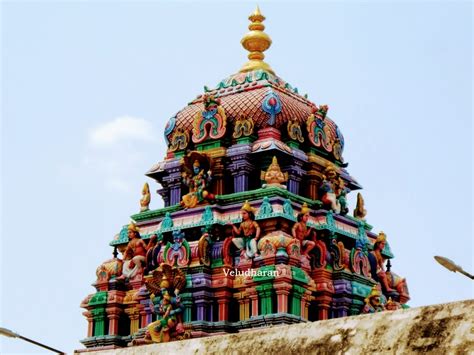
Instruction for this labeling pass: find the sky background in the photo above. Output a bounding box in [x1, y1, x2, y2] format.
[1, 1, 472, 353]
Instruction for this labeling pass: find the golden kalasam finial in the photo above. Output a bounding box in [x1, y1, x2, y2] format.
[239, 6, 274, 75]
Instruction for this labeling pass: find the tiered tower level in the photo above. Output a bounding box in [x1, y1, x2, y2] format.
[80, 8, 410, 350]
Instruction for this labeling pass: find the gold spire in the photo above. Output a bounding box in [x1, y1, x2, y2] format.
[239, 6, 274, 75]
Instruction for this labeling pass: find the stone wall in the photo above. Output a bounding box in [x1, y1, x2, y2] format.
[79, 299, 474, 354]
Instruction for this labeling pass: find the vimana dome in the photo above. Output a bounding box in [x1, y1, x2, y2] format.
[79, 7, 409, 350]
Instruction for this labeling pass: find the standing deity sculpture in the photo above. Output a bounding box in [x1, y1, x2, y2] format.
[228, 201, 261, 259]
[370, 232, 395, 292]
[140, 182, 151, 212]
[180, 152, 214, 209]
[353, 192, 367, 220]
[291, 203, 316, 257]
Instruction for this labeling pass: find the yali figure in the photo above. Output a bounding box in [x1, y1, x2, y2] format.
[228, 201, 261, 259]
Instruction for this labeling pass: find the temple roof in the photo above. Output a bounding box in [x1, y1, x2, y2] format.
[174, 69, 341, 138]
[163, 7, 345, 164]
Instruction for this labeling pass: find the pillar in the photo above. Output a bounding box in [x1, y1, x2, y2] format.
[301, 290, 312, 320]
[139, 300, 153, 328]
[212, 157, 225, 195]
[194, 290, 212, 321]
[91, 307, 107, 336]
[106, 306, 121, 336]
[215, 290, 232, 322]
[284, 153, 305, 195]
[125, 307, 140, 335]
[247, 287, 259, 318]
[227, 144, 253, 193]
[306, 170, 320, 200]
[256, 283, 273, 315]
[290, 285, 304, 317]
[180, 292, 193, 322]
[274, 282, 291, 314]
[156, 187, 170, 207]
[83, 311, 93, 338]
[162, 160, 181, 206]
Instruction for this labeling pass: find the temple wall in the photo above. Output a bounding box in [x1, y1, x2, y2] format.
[80, 299, 474, 354]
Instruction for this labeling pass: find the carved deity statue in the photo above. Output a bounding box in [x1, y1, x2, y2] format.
[180, 152, 214, 209]
[362, 286, 385, 313]
[140, 182, 151, 212]
[371, 232, 395, 292]
[353, 192, 367, 220]
[118, 223, 149, 281]
[137, 263, 187, 344]
[320, 165, 348, 215]
[261, 156, 288, 188]
[228, 201, 261, 259]
[291, 203, 316, 257]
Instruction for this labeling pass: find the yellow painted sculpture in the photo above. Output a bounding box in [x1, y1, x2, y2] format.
[353, 192, 367, 220]
[261, 156, 288, 188]
[180, 152, 214, 209]
[362, 286, 385, 313]
[140, 182, 151, 212]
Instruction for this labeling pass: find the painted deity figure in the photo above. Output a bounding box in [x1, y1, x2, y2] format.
[371, 232, 395, 292]
[320, 166, 348, 214]
[228, 201, 261, 259]
[118, 223, 148, 281]
[181, 159, 213, 209]
[139, 264, 187, 344]
[261, 156, 288, 188]
[362, 286, 385, 313]
[291, 203, 316, 257]
[140, 182, 151, 212]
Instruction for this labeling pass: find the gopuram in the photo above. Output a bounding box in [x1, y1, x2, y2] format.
[79, 7, 410, 350]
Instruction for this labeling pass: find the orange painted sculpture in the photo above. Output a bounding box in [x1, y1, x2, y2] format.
[291, 203, 316, 257]
[228, 201, 261, 259]
[118, 223, 148, 281]
[371, 232, 395, 293]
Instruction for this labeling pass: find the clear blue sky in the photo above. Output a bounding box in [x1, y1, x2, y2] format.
[1, 1, 472, 353]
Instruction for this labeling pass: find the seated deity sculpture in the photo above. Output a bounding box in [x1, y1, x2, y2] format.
[291, 203, 316, 257]
[118, 223, 148, 281]
[228, 201, 261, 259]
[180, 152, 214, 209]
[261, 156, 288, 188]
